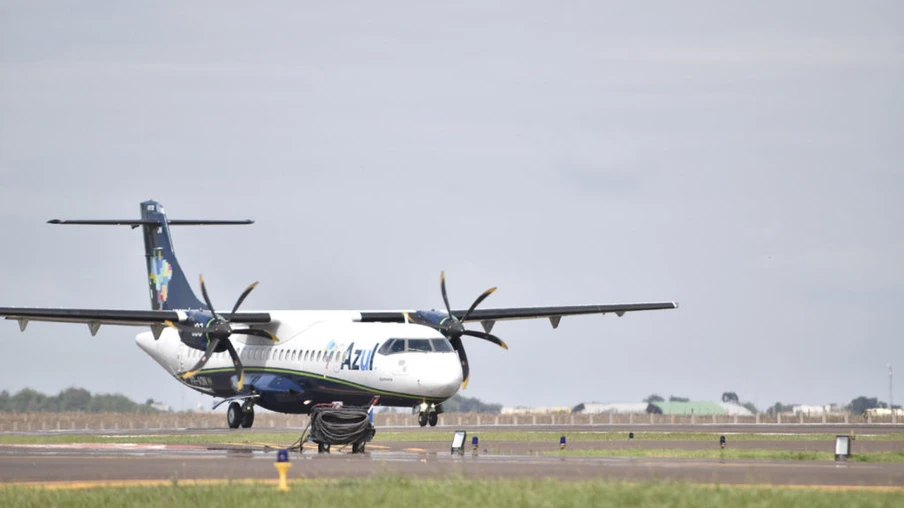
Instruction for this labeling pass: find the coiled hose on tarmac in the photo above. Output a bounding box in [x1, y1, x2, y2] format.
[308, 405, 375, 446]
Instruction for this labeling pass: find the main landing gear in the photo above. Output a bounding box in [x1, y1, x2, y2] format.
[416, 402, 442, 427]
[227, 400, 255, 429]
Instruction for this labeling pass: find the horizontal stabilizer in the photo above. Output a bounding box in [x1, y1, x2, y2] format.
[48, 219, 253, 227]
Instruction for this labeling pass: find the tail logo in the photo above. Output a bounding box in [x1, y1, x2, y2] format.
[150, 254, 173, 305]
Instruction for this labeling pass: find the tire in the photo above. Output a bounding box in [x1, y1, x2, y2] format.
[352, 442, 365, 454]
[428, 412, 438, 427]
[317, 443, 330, 454]
[240, 407, 255, 428]
[417, 412, 428, 427]
[227, 402, 242, 429]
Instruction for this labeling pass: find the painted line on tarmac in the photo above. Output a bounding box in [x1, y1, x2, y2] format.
[1, 478, 335, 490]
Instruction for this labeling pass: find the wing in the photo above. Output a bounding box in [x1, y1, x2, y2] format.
[0, 307, 271, 336]
[360, 301, 677, 330]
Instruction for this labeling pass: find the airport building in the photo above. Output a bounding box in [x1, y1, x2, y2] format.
[572, 401, 754, 417]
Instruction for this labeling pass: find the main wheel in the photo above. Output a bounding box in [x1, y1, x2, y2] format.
[428, 412, 438, 427]
[226, 402, 242, 429]
[240, 406, 255, 428]
[352, 441, 366, 454]
[317, 442, 330, 454]
[417, 412, 428, 427]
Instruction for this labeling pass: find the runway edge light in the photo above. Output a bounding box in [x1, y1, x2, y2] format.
[560, 436, 566, 450]
[275, 449, 291, 491]
[472, 436, 479, 454]
[451, 431, 467, 455]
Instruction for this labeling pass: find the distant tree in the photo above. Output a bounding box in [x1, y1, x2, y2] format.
[768, 402, 797, 415]
[146, 398, 155, 406]
[59, 387, 91, 412]
[668, 395, 689, 402]
[643, 394, 664, 403]
[721, 392, 740, 404]
[441, 394, 501, 414]
[0, 388, 158, 413]
[742, 401, 758, 414]
[848, 396, 882, 415]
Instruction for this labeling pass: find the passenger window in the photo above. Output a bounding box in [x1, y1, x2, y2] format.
[408, 339, 432, 352]
[316, 351, 322, 362]
[430, 339, 453, 352]
[291, 350, 297, 362]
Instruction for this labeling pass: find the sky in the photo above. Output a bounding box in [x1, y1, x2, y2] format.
[0, 1, 901, 413]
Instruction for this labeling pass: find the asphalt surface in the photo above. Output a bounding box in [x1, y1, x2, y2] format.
[1, 424, 903, 487]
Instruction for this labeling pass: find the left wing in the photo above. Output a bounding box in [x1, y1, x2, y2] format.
[360, 301, 677, 331]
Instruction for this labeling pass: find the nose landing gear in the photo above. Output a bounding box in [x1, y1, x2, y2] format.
[415, 402, 442, 427]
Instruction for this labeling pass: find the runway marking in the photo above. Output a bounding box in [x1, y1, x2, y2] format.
[2, 478, 335, 490]
[403, 447, 428, 453]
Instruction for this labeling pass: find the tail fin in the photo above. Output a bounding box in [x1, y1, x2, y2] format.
[140, 201, 205, 310]
[48, 200, 253, 311]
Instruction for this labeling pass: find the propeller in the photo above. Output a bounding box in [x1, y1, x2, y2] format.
[414, 271, 508, 389]
[167, 275, 278, 391]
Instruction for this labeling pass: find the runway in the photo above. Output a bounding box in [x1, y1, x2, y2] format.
[2, 424, 903, 488]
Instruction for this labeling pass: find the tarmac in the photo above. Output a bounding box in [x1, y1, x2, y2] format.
[2, 424, 903, 488]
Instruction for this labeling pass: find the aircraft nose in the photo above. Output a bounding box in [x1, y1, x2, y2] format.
[418, 354, 464, 397]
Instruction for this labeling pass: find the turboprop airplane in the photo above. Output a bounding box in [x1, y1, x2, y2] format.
[0, 201, 677, 429]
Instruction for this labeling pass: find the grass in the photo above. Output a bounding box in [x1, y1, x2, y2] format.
[2, 430, 903, 446]
[374, 431, 904, 442]
[548, 449, 904, 462]
[2, 477, 903, 508]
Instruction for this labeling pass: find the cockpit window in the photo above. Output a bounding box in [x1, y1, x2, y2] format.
[407, 339, 432, 352]
[430, 338, 453, 352]
[378, 338, 453, 355]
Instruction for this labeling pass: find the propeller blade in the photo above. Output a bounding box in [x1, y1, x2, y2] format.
[230, 328, 279, 342]
[181, 337, 221, 380]
[461, 286, 497, 322]
[230, 281, 259, 316]
[199, 274, 218, 317]
[449, 336, 470, 389]
[223, 340, 245, 392]
[461, 329, 508, 350]
[440, 271, 454, 319]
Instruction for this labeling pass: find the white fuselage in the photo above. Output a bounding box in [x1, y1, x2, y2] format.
[135, 311, 463, 410]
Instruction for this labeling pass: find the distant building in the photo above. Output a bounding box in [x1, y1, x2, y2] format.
[501, 406, 571, 415]
[865, 408, 904, 417]
[150, 402, 172, 412]
[572, 403, 651, 415]
[572, 401, 753, 417]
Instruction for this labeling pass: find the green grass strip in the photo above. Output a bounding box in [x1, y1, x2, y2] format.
[1, 430, 903, 446]
[2, 476, 902, 508]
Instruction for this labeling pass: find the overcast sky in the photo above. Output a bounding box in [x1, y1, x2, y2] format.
[1, 1, 901, 413]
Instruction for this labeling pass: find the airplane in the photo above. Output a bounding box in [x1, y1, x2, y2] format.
[0, 200, 677, 429]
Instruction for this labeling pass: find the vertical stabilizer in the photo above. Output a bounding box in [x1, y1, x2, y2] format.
[140, 201, 206, 311]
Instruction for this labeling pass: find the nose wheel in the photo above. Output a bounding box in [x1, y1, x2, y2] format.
[416, 403, 441, 427]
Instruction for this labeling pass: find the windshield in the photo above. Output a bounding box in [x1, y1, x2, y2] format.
[377, 338, 455, 355]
